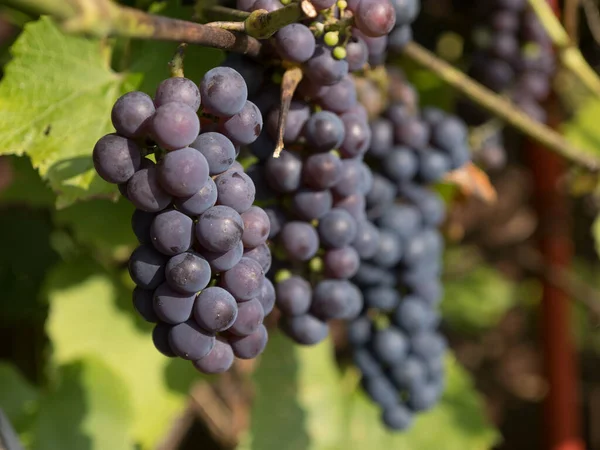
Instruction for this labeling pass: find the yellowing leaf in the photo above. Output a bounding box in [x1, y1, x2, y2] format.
[444, 162, 497, 204]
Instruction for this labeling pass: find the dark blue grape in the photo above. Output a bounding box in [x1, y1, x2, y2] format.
[195, 206, 243, 253]
[346, 37, 369, 71]
[165, 251, 211, 294]
[194, 286, 238, 333]
[389, 356, 427, 391]
[394, 296, 431, 334]
[203, 241, 244, 273]
[275, 23, 316, 63]
[93, 134, 141, 184]
[215, 169, 256, 214]
[132, 287, 158, 322]
[334, 193, 366, 220]
[229, 298, 264, 336]
[111, 91, 155, 138]
[174, 177, 218, 217]
[292, 188, 333, 220]
[351, 220, 380, 259]
[150, 209, 193, 256]
[190, 132, 236, 175]
[377, 204, 421, 238]
[382, 404, 413, 431]
[372, 327, 408, 366]
[348, 316, 372, 346]
[127, 167, 173, 213]
[168, 320, 215, 360]
[354, 0, 396, 37]
[193, 338, 234, 374]
[200, 67, 248, 117]
[369, 118, 394, 157]
[280, 314, 329, 345]
[153, 323, 176, 357]
[265, 150, 303, 193]
[303, 152, 343, 189]
[354, 348, 382, 377]
[371, 230, 403, 268]
[221, 257, 264, 300]
[154, 77, 201, 111]
[304, 45, 349, 86]
[388, 25, 412, 52]
[340, 114, 371, 158]
[303, 111, 346, 152]
[364, 286, 400, 311]
[129, 244, 167, 289]
[220, 100, 263, 146]
[131, 209, 155, 244]
[324, 246, 360, 279]
[157, 147, 209, 197]
[362, 375, 398, 408]
[319, 76, 357, 114]
[311, 279, 360, 320]
[257, 278, 276, 315]
[276, 276, 312, 316]
[318, 208, 357, 248]
[151, 102, 200, 150]
[229, 324, 268, 358]
[221, 54, 264, 96]
[383, 146, 418, 182]
[153, 283, 196, 324]
[280, 221, 320, 261]
[267, 101, 310, 144]
[353, 262, 396, 287]
[243, 243, 272, 272]
[418, 148, 451, 183]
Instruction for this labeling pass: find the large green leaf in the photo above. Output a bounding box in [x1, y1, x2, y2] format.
[442, 249, 515, 334]
[0, 362, 38, 432]
[33, 358, 134, 450]
[0, 17, 124, 208]
[44, 258, 197, 449]
[247, 333, 499, 450]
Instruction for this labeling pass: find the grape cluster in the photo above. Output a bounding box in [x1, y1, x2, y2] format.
[345, 79, 470, 429]
[93, 69, 275, 374]
[457, 0, 554, 168]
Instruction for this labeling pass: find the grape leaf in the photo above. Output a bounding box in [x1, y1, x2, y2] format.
[33, 358, 134, 450]
[45, 258, 197, 449]
[0, 362, 38, 433]
[0, 17, 125, 208]
[247, 333, 499, 450]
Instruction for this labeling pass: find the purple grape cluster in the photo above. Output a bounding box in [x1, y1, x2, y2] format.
[456, 0, 554, 168]
[344, 73, 469, 430]
[92, 70, 275, 374]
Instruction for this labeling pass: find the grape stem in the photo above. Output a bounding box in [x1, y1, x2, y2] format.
[3, 0, 263, 57]
[528, 0, 600, 96]
[204, 4, 305, 39]
[401, 41, 600, 171]
[274, 66, 304, 158]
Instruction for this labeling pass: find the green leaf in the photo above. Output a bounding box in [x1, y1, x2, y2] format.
[442, 249, 515, 334]
[563, 99, 600, 160]
[0, 362, 38, 432]
[45, 258, 197, 449]
[247, 333, 499, 450]
[0, 156, 55, 207]
[33, 358, 134, 450]
[0, 17, 124, 207]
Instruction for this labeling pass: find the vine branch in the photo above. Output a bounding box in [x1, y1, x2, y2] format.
[3, 0, 263, 57]
[402, 41, 600, 171]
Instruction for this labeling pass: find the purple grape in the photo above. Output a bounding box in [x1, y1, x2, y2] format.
[346, 37, 369, 71]
[215, 169, 256, 214]
[221, 257, 264, 300]
[318, 76, 357, 114]
[311, 279, 361, 320]
[229, 324, 268, 359]
[195, 205, 244, 253]
[153, 323, 176, 357]
[154, 77, 201, 111]
[194, 286, 238, 332]
[200, 67, 248, 117]
[111, 92, 155, 138]
[132, 287, 158, 322]
[151, 102, 200, 150]
[266, 101, 310, 144]
[303, 152, 343, 189]
[292, 189, 333, 220]
[157, 147, 209, 197]
[280, 314, 328, 345]
[333, 159, 365, 197]
[323, 246, 360, 279]
[192, 339, 234, 374]
[351, 220, 380, 259]
[241, 206, 271, 248]
[220, 100, 263, 146]
[276, 276, 312, 316]
[275, 24, 316, 63]
[340, 114, 371, 158]
[304, 45, 349, 86]
[383, 146, 418, 182]
[93, 134, 141, 184]
[168, 320, 215, 360]
[354, 0, 396, 37]
[280, 222, 320, 261]
[174, 177, 218, 216]
[150, 209, 193, 256]
[257, 278, 276, 315]
[203, 241, 244, 273]
[229, 298, 264, 336]
[303, 111, 346, 153]
[131, 209, 155, 244]
[318, 208, 358, 248]
[190, 132, 236, 175]
[243, 243, 272, 272]
[153, 283, 196, 324]
[335, 193, 366, 220]
[128, 244, 167, 289]
[165, 251, 211, 294]
[265, 150, 303, 193]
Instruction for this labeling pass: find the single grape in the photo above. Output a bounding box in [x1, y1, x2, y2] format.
[351, 28, 388, 55]
[200, 67, 248, 117]
[377, 204, 421, 238]
[311, 279, 362, 320]
[264, 150, 303, 193]
[362, 376, 398, 408]
[324, 246, 360, 279]
[280, 222, 320, 261]
[193, 286, 238, 333]
[195, 205, 243, 253]
[150, 209, 193, 256]
[154, 77, 201, 111]
[131, 209, 155, 244]
[388, 25, 412, 52]
[157, 147, 209, 197]
[372, 327, 408, 366]
[275, 23, 316, 63]
[221, 257, 264, 300]
[111, 91, 155, 138]
[364, 285, 400, 311]
[201, 241, 243, 274]
[333, 159, 367, 197]
[355, 0, 396, 37]
[248, 131, 275, 160]
[354, 348, 382, 377]
[304, 45, 349, 86]
[431, 116, 468, 153]
[351, 220, 380, 259]
[346, 37, 369, 71]
[192, 338, 234, 374]
[152, 323, 176, 357]
[264, 206, 286, 239]
[229, 298, 264, 336]
[153, 283, 196, 324]
[334, 193, 366, 220]
[93, 134, 141, 184]
[369, 118, 394, 157]
[418, 149, 451, 183]
[318, 208, 357, 248]
[229, 324, 268, 359]
[394, 116, 430, 149]
[151, 102, 200, 150]
[221, 53, 264, 96]
[340, 112, 371, 158]
[390, 0, 420, 24]
[241, 206, 271, 248]
[132, 287, 159, 322]
[318, 76, 357, 114]
[168, 320, 215, 360]
[174, 177, 218, 216]
[393, 296, 431, 334]
[190, 132, 236, 175]
[165, 251, 211, 294]
[280, 314, 329, 345]
[243, 243, 272, 272]
[257, 278, 276, 315]
[383, 146, 418, 182]
[215, 169, 256, 214]
[303, 111, 346, 153]
[371, 230, 403, 268]
[408, 383, 440, 412]
[128, 244, 167, 289]
[389, 356, 427, 391]
[220, 100, 263, 146]
[382, 404, 413, 431]
[292, 188, 333, 220]
[276, 276, 312, 316]
[347, 315, 372, 346]
[410, 332, 447, 359]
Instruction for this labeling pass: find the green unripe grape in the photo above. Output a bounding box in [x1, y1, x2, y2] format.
[324, 31, 339, 47]
[332, 46, 347, 60]
[337, 0, 348, 9]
